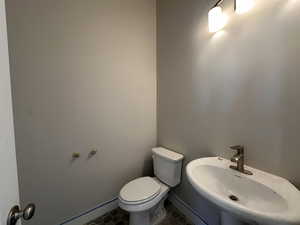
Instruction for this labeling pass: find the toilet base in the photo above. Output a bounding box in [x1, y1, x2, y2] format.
[129, 195, 168, 225]
[151, 195, 167, 225]
[130, 211, 150, 225]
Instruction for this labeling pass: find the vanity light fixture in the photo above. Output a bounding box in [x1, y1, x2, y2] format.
[208, 0, 255, 32]
[208, 0, 227, 33]
[235, 0, 254, 14]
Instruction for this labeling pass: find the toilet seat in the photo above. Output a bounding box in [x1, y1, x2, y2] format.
[119, 177, 161, 204]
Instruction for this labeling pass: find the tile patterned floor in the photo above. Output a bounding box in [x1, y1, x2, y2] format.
[85, 200, 194, 225]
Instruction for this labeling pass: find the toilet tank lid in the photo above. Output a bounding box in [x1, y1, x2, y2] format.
[152, 147, 184, 162]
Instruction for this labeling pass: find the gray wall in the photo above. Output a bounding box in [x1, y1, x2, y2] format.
[6, 1, 156, 224]
[157, 0, 300, 224]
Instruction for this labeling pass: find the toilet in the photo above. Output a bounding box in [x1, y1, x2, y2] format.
[118, 147, 184, 225]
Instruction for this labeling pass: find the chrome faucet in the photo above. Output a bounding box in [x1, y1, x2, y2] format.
[229, 145, 253, 175]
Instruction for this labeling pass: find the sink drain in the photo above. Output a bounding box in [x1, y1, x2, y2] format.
[229, 195, 239, 201]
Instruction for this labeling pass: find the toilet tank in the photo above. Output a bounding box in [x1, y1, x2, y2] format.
[152, 147, 184, 187]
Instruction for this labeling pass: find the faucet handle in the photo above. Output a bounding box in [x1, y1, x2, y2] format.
[229, 145, 244, 154]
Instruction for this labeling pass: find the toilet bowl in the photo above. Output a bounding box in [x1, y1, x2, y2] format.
[119, 147, 184, 225]
[119, 177, 169, 225]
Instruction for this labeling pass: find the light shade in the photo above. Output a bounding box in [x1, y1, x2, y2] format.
[235, 0, 254, 14]
[208, 6, 226, 33]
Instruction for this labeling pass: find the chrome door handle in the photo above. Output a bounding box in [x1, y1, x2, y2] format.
[7, 203, 35, 225]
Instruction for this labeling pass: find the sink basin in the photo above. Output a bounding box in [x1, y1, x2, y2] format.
[186, 157, 300, 225]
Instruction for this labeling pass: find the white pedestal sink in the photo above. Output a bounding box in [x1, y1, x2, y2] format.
[186, 157, 300, 225]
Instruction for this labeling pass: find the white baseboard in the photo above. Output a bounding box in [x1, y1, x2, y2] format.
[59, 193, 207, 225]
[60, 197, 119, 225]
[168, 192, 208, 225]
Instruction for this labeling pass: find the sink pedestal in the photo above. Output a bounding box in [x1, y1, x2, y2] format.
[221, 211, 247, 225]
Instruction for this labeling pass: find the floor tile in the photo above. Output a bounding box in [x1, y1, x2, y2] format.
[86, 200, 194, 225]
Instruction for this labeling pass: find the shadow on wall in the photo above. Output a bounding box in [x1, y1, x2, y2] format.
[142, 154, 154, 177]
[174, 163, 221, 225]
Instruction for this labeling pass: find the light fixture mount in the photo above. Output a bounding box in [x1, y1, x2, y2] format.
[212, 0, 224, 8]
